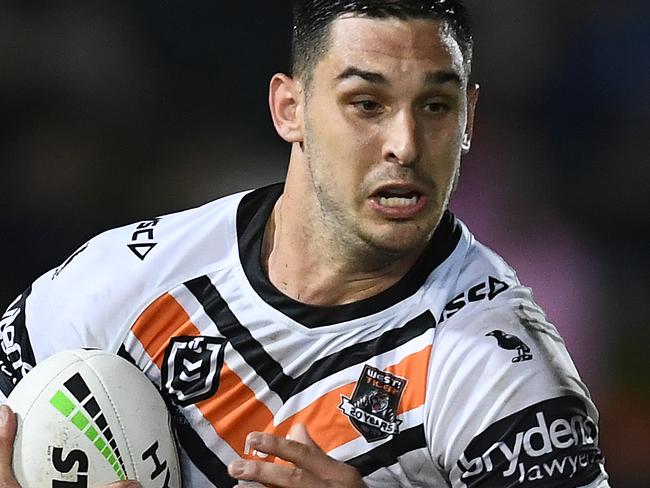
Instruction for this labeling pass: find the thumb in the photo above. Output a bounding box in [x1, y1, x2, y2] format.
[0, 405, 17, 477]
[287, 423, 318, 448]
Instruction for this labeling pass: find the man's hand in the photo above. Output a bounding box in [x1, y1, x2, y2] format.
[0, 406, 19, 488]
[0, 405, 141, 488]
[227, 424, 367, 488]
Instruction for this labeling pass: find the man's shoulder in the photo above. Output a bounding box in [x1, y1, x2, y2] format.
[423, 218, 586, 397]
[50, 189, 249, 286]
[423, 217, 523, 326]
[2, 189, 256, 363]
[421, 229, 607, 487]
[428, 219, 566, 373]
[454, 218, 520, 284]
[22, 189, 253, 338]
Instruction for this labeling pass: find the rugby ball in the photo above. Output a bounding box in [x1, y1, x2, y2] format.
[6, 349, 181, 488]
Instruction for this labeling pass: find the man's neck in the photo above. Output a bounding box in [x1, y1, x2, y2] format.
[262, 193, 425, 307]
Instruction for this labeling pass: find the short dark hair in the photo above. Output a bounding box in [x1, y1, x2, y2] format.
[291, 0, 474, 86]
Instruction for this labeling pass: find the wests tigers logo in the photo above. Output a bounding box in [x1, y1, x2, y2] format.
[339, 365, 407, 442]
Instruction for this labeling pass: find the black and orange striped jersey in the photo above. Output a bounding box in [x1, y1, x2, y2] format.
[1, 183, 609, 487]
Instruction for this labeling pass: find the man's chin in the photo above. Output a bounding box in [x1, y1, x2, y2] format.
[360, 224, 432, 260]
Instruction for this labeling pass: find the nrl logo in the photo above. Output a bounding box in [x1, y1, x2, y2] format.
[161, 336, 226, 407]
[339, 365, 407, 442]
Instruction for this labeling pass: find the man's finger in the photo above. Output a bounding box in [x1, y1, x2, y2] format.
[229, 458, 321, 488]
[245, 430, 330, 471]
[0, 405, 17, 476]
[243, 429, 365, 485]
[287, 423, 316, 447]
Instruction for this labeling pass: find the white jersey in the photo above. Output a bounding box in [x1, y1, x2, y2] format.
[1, 183, 609, 487]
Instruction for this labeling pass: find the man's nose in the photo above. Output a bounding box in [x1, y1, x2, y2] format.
[382, 109, 419, 166]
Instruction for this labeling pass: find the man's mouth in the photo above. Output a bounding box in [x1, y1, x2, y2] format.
[377, 194, 420, 208]
[368, 185, 427, 217]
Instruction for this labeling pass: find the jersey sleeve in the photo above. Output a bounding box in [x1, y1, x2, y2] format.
[425, 285, 610, 488]
[0, 221, 161, 402]
[0, 194, 243, 404]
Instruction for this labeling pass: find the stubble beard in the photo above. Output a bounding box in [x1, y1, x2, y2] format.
[303, 127, 428, 271]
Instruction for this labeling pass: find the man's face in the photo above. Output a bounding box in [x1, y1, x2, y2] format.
[299, 16, 477, 258]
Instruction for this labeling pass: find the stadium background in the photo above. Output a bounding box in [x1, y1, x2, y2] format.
[0, 1, 647, 485]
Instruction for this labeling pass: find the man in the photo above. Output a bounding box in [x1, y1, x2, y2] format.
[0, 1, 610, 487]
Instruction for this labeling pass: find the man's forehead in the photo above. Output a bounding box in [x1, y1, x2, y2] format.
[324, 15, 465, 75]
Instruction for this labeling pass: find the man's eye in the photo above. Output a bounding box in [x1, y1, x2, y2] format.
[425, 102, 449, 113]
[351, 100, 382, 113]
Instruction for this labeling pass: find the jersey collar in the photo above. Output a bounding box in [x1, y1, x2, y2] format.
[237, 183, 461, 328]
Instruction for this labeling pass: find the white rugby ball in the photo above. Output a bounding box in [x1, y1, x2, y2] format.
[6, 349, 181, 488]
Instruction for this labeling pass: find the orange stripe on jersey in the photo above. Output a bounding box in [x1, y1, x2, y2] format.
[131, 293, 200, 368]
[276, 382, 357, 453]
[195, 365, 356, 457]
[197, 363, 275, 456]
[388, 344, 432, 415]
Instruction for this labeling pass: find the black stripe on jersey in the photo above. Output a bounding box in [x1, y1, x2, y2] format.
[173, 409, 236, 488]
[117, 344, 137, 366]
[185, 276, 290, 393]
[286, 311, 436, 394]
[185, 277, 436, 402]
[117, 346, 236, 487]
[0, 287, 37, 397]
[237, 183, 462, 328]
[346, 424, 427, 477]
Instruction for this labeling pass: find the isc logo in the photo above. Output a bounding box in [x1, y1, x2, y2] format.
[438, 276, 509, 324]
[50, 446, 88, 488]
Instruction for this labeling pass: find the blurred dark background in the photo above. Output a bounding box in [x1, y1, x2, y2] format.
[1, 1, 647, 485]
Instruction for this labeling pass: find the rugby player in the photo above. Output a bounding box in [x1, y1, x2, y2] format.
[0, 1, 610, 487]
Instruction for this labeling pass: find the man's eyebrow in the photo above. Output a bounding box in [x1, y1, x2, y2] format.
[335, 67, 390, 85]
[424, 70, 463, 86]
[335, 67, 463, 88]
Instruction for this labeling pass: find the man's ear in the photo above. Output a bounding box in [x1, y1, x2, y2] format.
[462, 82, 479, 154]
[269, 73, 304, 143]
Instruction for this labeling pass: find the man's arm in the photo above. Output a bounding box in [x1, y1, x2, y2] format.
[0, 221, 161, 402]
[428, 288, 611, 488]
